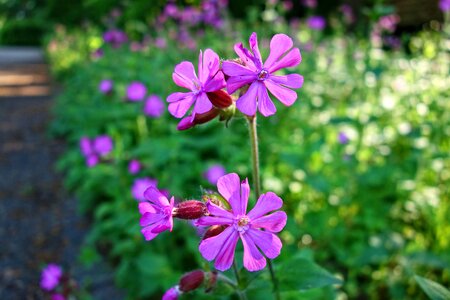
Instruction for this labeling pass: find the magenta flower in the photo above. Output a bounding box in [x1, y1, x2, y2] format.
[167, 49, 226, 119]
[103, 30, 128, 48]
[197, 173, 287, 272]
[40, 264, 63, 291]
[79, 136, 112, 167]
[128, 159, 141, 174]
[222, 32, 303, 117]
[338, 132, 349, 144]
[162, 286, 180, 300]
[93, 135, 113, 156]
[144, 95, 165, 118]
[51, 294, 65, 300]
[98, 79, 113, 94]
[440, 0, 450, 12]
[132, 177, 158, 202]
[204, 164, 226, 185]
[126, 81, 147, 101]
[138, 187, 175, 241]
[307, 16, 326, 30]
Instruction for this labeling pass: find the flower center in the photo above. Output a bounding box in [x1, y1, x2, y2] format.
[235, 215, 250, 233]
[257, 69, 269, 81]
[193, 81, 203, 95]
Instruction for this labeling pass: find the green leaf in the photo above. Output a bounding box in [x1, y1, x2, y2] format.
[414, 275, 450, 300]
[276, 257, 342, 291]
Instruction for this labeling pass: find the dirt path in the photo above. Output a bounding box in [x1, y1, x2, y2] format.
[0, 47, 123, 299]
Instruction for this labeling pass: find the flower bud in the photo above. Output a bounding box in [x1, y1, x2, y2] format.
[177, 109, 220, 131]
[202, 225, 227, 240]
[173, 200, 207, 219]
[206, 90, 233, 108]
[179, 270, 205, 292]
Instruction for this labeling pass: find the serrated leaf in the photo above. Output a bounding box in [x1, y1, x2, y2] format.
[276, 257, 342, 291]
[414, 275, 450, 300]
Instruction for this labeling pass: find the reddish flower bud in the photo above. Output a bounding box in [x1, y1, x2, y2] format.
[179, 270, 205, 292]
[173, 200, 207, 219]
[177, 108, 220, 131]
[206, 90, 233, 108]
[202, 225, 227, 240]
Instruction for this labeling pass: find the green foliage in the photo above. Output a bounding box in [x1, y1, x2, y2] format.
[414, 276, 450, 300]
[46, 8, 450, 300]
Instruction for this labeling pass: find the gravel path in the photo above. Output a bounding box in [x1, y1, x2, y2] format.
[0, 48, 123, 299]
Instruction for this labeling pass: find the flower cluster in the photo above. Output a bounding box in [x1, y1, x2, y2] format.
[103, 29, 128, 48]
[137, 173, 286, 273]
[40, 264, 76, 300]
[79, 135, 113, 167]
[166, 32, 303, 128]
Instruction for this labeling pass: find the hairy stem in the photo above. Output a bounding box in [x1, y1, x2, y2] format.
[247, 115, 281, 300]
[233, 260, 248, 300]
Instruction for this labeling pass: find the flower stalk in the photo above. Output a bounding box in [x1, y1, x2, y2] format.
[247, 115, 281, 300]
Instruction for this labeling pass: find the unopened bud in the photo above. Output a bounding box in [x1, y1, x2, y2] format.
[177, 109, 220, 131]
[203, 225, 227, 240]
[173, 200, 207, 219]
[207, 90, 233, 108]
[179, 270, 205, 292]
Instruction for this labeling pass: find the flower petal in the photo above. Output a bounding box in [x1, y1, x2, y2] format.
[267, 48, 302, 73]
[173, 61, 198, 90]
[167, 93, 196, 118]
[192, 92, 213, 115]
[138, 202, 157, 215]
[206, 201, 234, 219]
[234, 43, 257, 71]
[247, 192, 283, 219]
[247, 229, 282, 259]
[200, 49, 221, 83]
[236, 81, 258, 116]
[264, 79, 297, 106]
[226, 75, 255, 94]
[251, 211, 287, 232]
[196, 216, 233, 226]
[257, 82, 276, 117]
[239, 178, 250, 215]
[143, 187, 170, 208]
[240, 232, 266, 271]
[151, 219, 172, 233]
[269, 74, 304, 89]
[140, 212, 165, 227]
[249, 32, 263, 69]
[217, 173, 241, 201]
[141, 224, 160, 241]
[264, 34, 294, 69]
[214, 230, 239, 271]
[222, 61, 255, 77]
[199, 226, 235, 261]
[204, 71, 226, 92]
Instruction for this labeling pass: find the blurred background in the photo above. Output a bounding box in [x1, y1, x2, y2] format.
[0, 0, 449, 299]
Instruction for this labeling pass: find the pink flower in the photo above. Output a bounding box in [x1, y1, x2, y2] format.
[99, 79, 113, 94]
[128, 159, 141, 174]
[440, 0, 450, 12]
[167, 49, 226, 119]
[51, 294, 65, 300]
[132, 177, 158, 202]
[222, 32, 303, 117]
[204, 164, 226, 185]
[40, 264, 63, 291]
[162, 286, 181, 300]
[126, 81, 147, 101]
[197, 173, 287, 272]
[138, 187, 175, 241]
[307, 16, 326, 30]
[93, 135, 113, 156]
[79, 135, 113, 167]
[144, 95, 165, 118]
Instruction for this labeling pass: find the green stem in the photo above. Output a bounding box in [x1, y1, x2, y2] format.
[247, 115, 281, 300]
[247, 116, 261, 199]
[233, 260, 248, 300]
